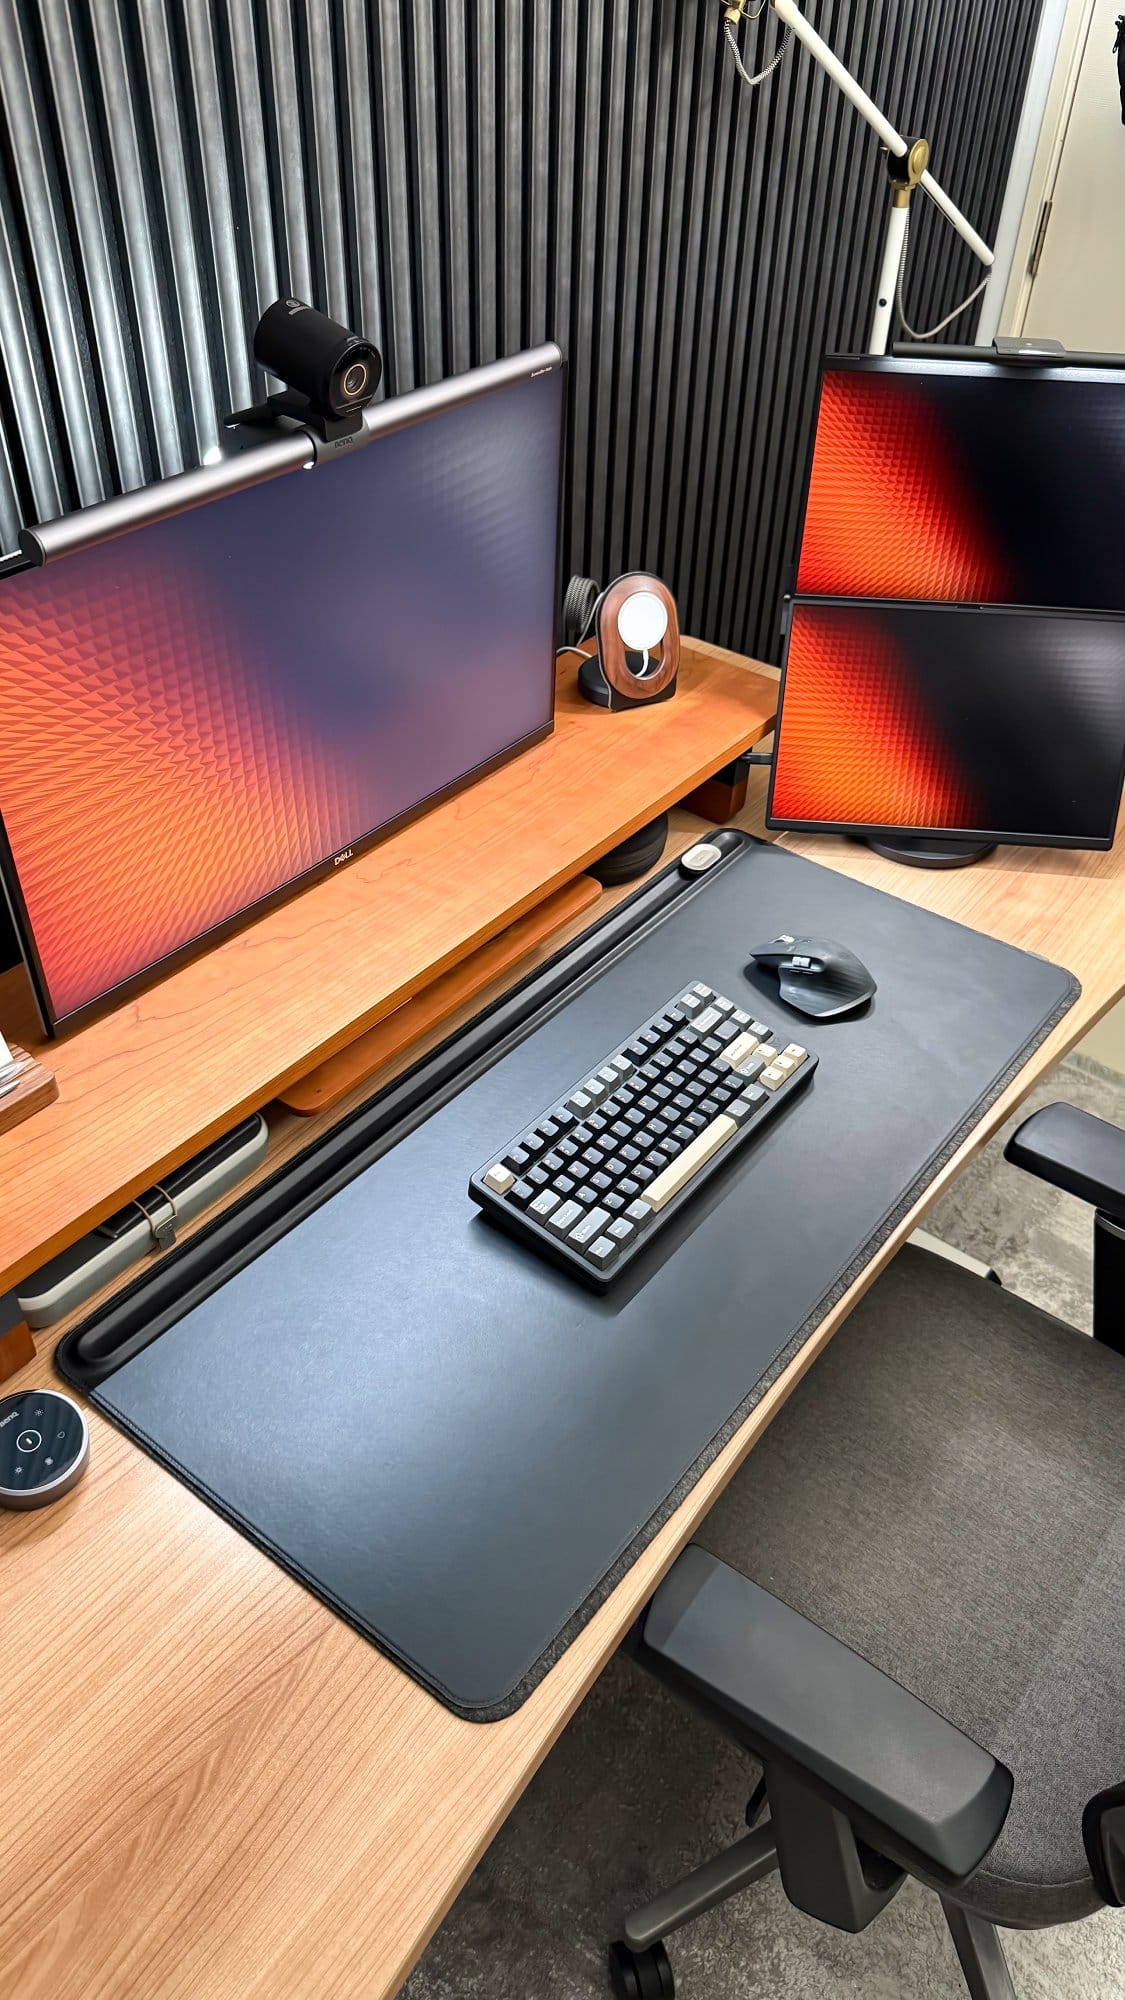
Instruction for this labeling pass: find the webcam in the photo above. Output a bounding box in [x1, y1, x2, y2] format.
[227, 298, 382, 454]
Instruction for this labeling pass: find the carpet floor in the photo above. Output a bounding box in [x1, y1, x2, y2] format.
[403, 1054, 1125, 2000]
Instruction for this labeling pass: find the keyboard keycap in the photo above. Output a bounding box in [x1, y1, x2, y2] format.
[643, 1114, 738, 1212]
[555, 1174, 575, 1195]
[484, 1163, 515, 1193]
[509, 1180, 536, 1206]
[694, 1006, 721, 1033]
[749, 1020, 771, 1039]
[607, 1217, 635, 1244]
[506, 1146, 530, 1171]
[570, 1205, 611, 1246]
[569, 1089, 592, 1113]
[625, 1199, 654, 1227]
[530, 1188, 561, 1219]
[527, 1164, 550, 1188]
[604, 1192, 626, 1212]
[547, 1199, 583, 1233]
[586, 1235, 620, 1270]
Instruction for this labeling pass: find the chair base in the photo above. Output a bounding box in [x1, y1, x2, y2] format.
[942, 1897, 1018, 2000]
[612, 1810, 1018, 2000]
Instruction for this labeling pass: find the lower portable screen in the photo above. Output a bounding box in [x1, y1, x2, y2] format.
[769, 600, 1125, 842]
[0, 365, 562, 1027]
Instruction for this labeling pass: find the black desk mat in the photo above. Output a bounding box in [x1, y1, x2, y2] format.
[58, 835, 1078, 1719]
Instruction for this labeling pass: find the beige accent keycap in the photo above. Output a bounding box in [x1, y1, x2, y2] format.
[760, 1065, 786, 1090]
[484, 1163, 516, 1193]
[642, 1114, 738, 1212]
[720, 1031, 759, 1070]
[781, 1043, 808, 1066]
[773, 1054, 798, 1076]
[756, 1045, 778, 1065]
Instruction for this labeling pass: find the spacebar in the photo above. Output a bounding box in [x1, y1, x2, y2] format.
[643, 1115, 738, 1213]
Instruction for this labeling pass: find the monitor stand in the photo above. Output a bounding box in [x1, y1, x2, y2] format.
[863, 834, 997, 870]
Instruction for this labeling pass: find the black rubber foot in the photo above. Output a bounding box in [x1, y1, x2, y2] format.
[608, 1939, 675, 1999]
[589, 814, 669, 886]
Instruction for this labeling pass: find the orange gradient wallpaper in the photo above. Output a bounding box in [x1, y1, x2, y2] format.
[769, 602, 980, 828]
[796, 369, 1012, 603]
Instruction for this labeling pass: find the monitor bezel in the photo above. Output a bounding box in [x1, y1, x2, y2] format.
[0, 345, 566, 1037]
[765, 594, 1125, 854]
[788, 352, 1125, 615]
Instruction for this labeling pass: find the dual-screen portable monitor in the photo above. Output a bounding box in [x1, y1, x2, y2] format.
[768, 357, 1125, 858]
[2, 344, 1124, 1032]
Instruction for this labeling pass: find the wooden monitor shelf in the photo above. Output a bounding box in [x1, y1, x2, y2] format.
[0, 641, 776, 1293]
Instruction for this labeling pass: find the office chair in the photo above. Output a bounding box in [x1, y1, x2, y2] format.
[609, 1102, 1125, 2000]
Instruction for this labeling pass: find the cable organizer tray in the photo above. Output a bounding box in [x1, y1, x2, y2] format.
[58, 833, 1078, 1720]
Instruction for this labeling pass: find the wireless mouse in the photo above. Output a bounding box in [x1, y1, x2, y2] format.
[749, 933, 877, 1020]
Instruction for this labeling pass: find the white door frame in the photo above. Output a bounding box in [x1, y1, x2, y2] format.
[978, 0, 1100, 340]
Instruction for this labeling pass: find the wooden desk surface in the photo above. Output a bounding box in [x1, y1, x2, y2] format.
[3, 776, 1123, 2000]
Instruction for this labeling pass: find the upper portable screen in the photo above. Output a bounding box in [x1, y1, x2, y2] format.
[796, 359, 1125, 611]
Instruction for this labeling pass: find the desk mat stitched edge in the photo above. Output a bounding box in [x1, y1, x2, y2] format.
[87, 969, 1080, 1723]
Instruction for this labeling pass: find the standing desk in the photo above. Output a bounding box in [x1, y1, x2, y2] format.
[1, 644, 1123, 2000]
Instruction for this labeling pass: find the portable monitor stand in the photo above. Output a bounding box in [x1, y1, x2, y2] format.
[863, 835, 998, 869]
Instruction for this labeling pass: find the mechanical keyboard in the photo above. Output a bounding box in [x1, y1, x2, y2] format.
[469, 981, 817, 1288]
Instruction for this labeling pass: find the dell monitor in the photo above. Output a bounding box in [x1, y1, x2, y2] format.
[0, 347, 564, 1033]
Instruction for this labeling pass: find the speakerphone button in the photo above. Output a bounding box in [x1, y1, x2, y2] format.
[16, 1430, 41, 1454]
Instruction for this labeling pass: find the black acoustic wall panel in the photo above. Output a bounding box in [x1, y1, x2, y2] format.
[0, 1, 1038, 662]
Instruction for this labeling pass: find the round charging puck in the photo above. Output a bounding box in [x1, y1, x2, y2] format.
[0, 1388, 88, 1509]
[679, 841, 724, 876]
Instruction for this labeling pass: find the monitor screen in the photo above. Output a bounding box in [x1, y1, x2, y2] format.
[768, 598, 1125, 846]
[795, 359, 1125, 609]
[0, 357, 563, 1030]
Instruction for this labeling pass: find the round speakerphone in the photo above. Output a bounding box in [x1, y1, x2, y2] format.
[0, 1388, 89, 1509]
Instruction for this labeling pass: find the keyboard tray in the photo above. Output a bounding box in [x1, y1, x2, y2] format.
[58, 833, 1078, 1720]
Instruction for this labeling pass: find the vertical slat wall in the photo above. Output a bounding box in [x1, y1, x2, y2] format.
[0, 0, 1039, 659]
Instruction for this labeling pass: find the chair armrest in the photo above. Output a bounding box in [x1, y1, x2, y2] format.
[1084, 1782, 1125, 1905]
[1005, 1103, 1125, 1223]
[638, 1546, 1012, 1883]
